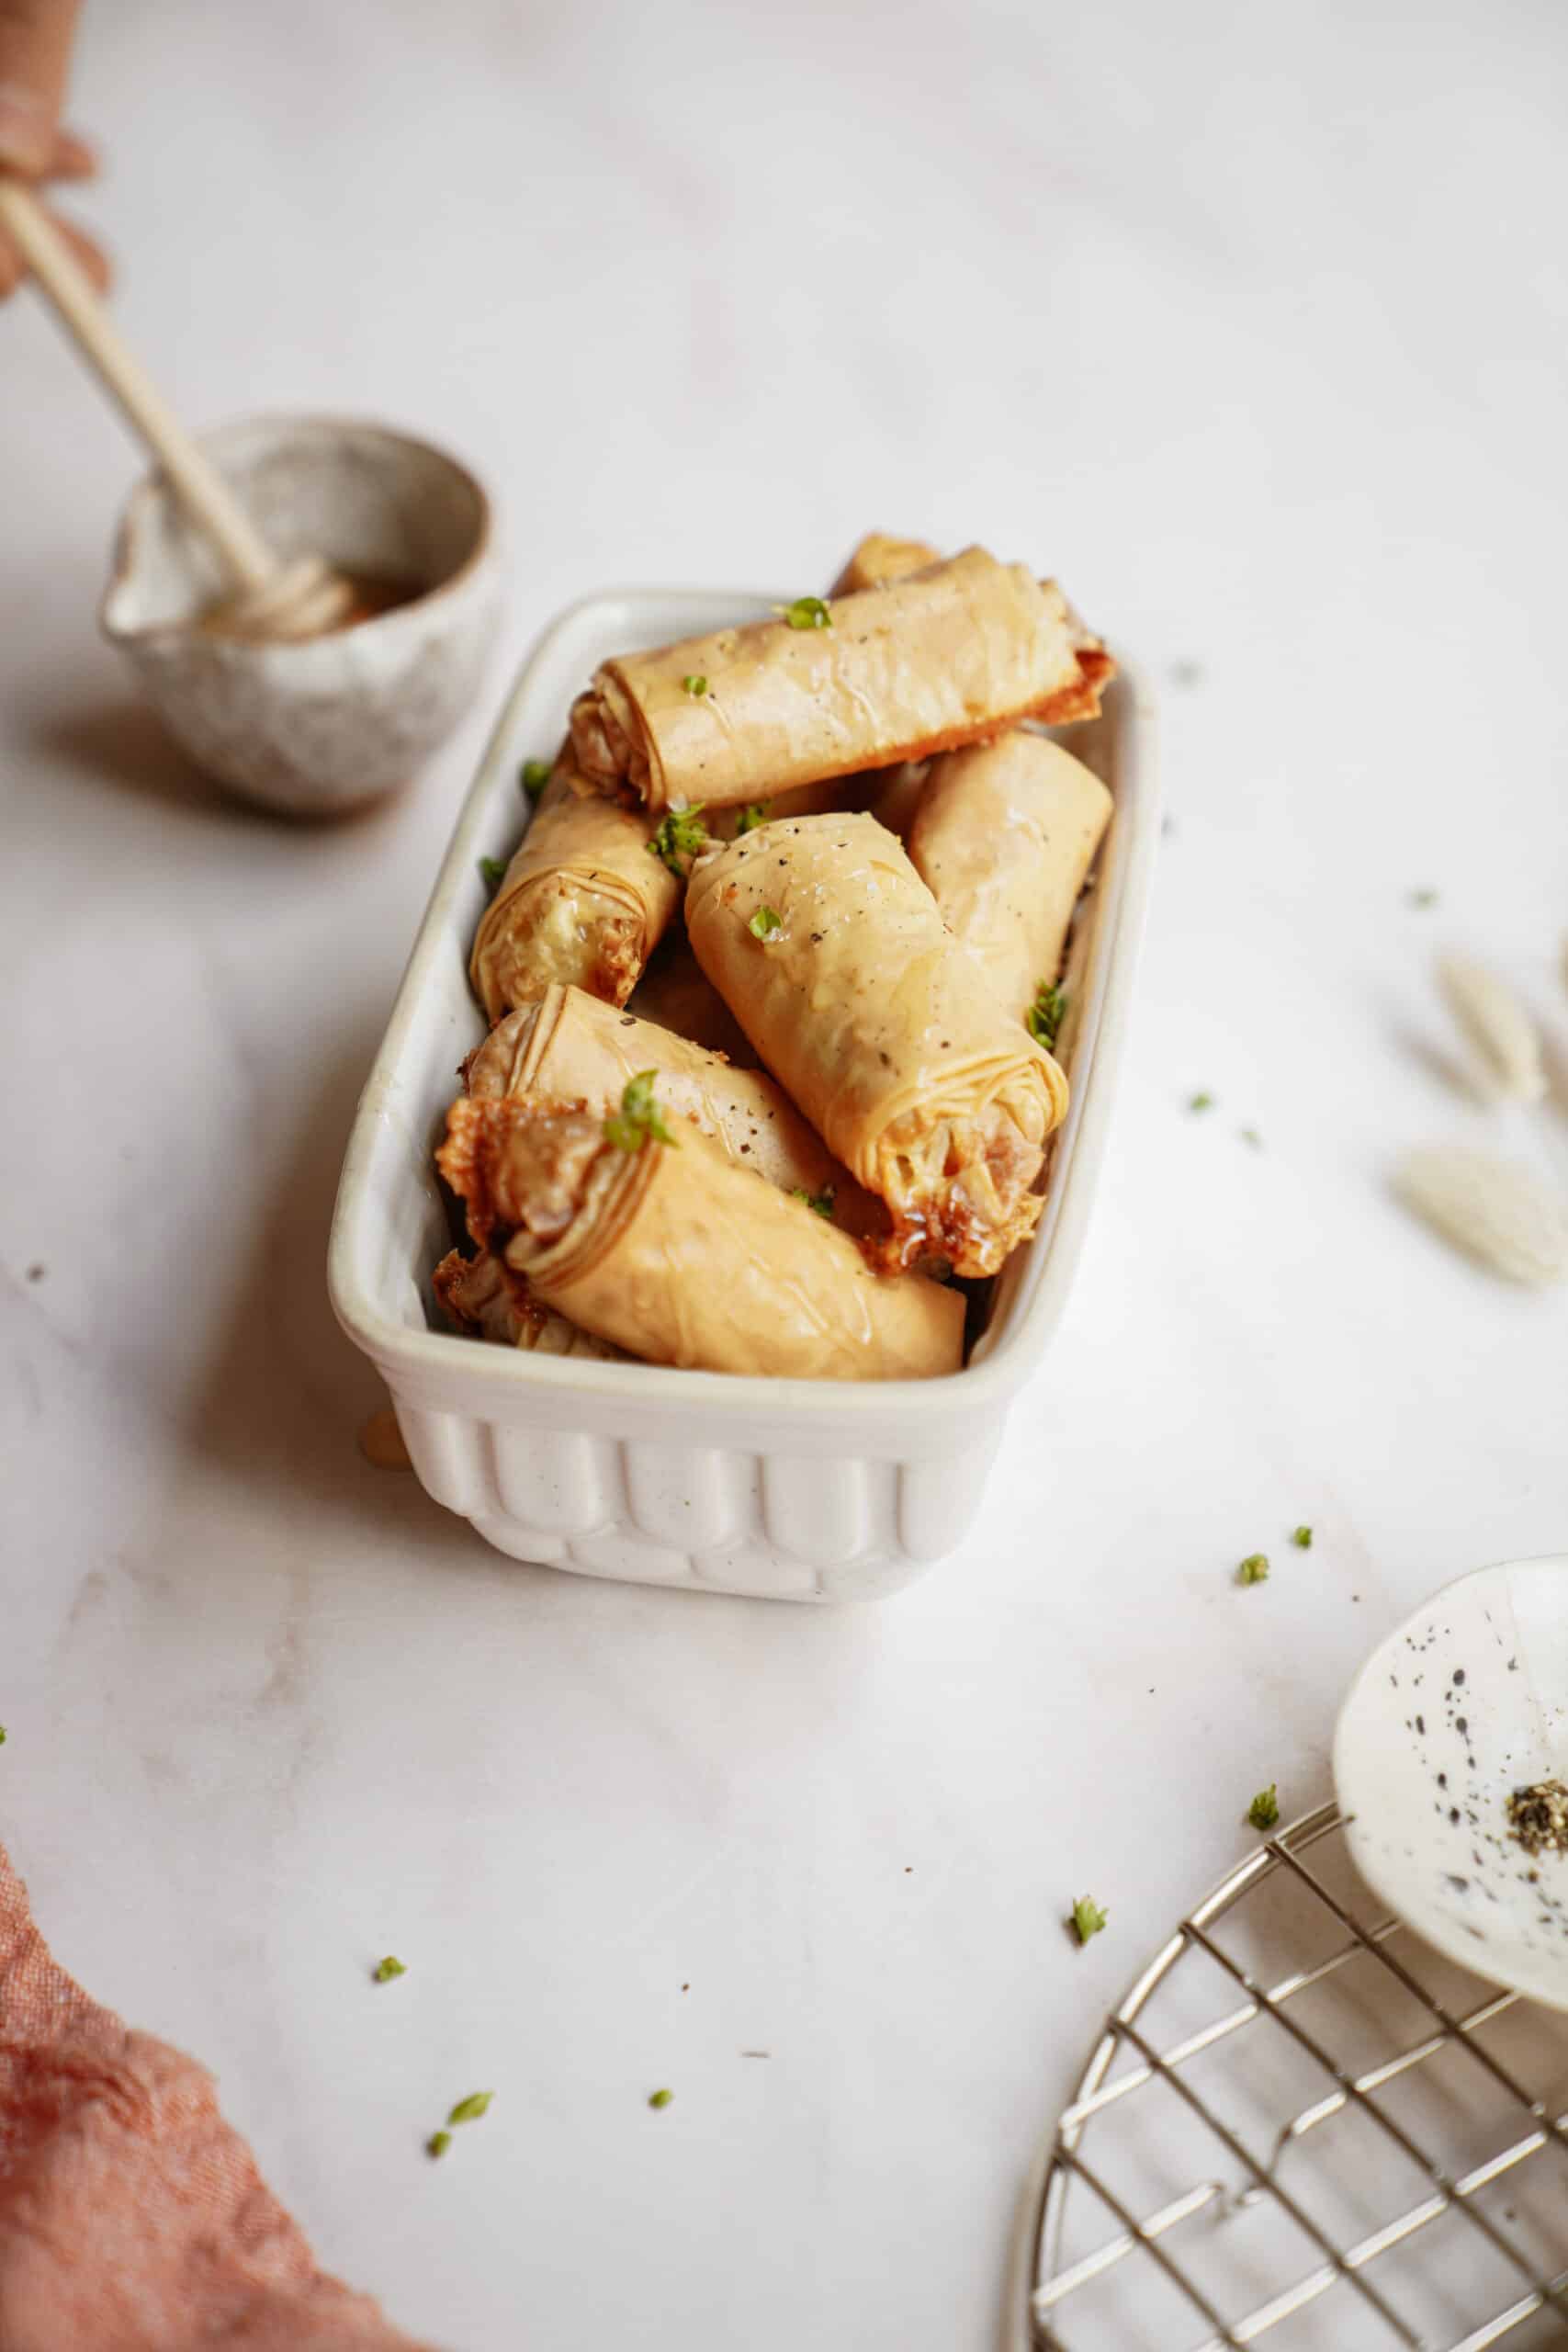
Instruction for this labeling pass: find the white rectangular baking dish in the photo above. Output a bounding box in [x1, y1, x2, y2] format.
[329, 587, 1158, 1602]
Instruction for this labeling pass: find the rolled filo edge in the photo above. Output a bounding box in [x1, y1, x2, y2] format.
[908, 734, 1112, 1023]
[829, 530, 941, 596]
[437, 1098, 965, 1381]
[434, 1245, 626, 1358]
[684, 813, 1068, 1278]
[468, 755, 679, 1023]
[464, 982, 880, 1230]
[567, 546, 1113, 812]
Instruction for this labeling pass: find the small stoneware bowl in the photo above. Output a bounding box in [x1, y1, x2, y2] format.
[101, 414, 502, 818]
[1334, 1554, 1568, 2009]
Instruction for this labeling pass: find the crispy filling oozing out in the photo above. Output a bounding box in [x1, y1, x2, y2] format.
[880, 1098, 1044, 1273]
[569, 685, 639, 798]
[440, 1097, 627, 1265]
[434, 1245, 536, 1342]
[434, 1243, 622, 1359]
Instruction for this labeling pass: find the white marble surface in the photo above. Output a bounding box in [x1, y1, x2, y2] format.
[3, 4, 1567, 2346]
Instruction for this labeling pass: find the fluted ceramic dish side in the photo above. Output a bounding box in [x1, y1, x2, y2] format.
[328, 588, 1159, 1600]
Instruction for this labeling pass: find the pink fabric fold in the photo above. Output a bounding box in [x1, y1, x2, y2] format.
[0, 1840, 435, 2350]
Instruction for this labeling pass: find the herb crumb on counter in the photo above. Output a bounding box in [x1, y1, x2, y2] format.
[1069, 1896, 1108, 1946]
[1248, 1785, 1280, 1830]
[446, 2091, 493, 2125]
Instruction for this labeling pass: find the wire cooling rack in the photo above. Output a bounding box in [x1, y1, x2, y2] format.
[1021, 1804, 1568, 2350]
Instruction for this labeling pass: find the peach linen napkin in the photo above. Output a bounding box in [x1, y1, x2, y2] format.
[0, 1840, 435, 2351]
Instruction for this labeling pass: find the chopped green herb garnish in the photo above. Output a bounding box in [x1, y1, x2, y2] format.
[521, 759, 552, 801]
[1248, 1784, 1280, 1830]
[373, 1955, 406, 1983]
[1189, 1091, 1214, 1113]
[447, 2092, 493, 2126]
[604, 1070, 678, 1152]
[0, 1727, 6, 1745]
[648, 2087, 674, 2109]
[1236, 1554, 1269, 1586]
[479, 855, 507, 889]
[790, 1185, 835, 1218]
[779, 595, 832, 630]
[425, 2130, 452, 2159]
[1070, 1895, 1108, 1945]
[681, 673, 708, 697]
[749, 905, 783, 941]
[1292, 1525, 1313, 1549]
[1409, 888, 1438, 909]
[734, 802, 770, 834]
[648, 802, 710, 876]
[1240, 1126, 1263, 1148]
[1027, 979, 1067, 1049]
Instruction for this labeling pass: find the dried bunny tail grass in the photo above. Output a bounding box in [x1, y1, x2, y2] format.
[1397, 1146, 1568, 1286]
[1437, 956, 1546, 1102]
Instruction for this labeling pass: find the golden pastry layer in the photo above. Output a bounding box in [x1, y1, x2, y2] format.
[829, 531, 942, 595]
[468, 755, 678, 1023]
[465, 982, 863, 1211]
[438, 1098, 964, 1381]
[908, 734, 1112, 1021]
[567, 548, 1112, 812]
[684, 812, 1068, 1276]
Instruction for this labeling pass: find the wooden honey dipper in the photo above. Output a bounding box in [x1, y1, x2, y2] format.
[0, 177, 355, 640]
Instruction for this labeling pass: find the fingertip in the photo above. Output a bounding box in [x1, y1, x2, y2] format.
[52, 209, 112, 293]
[0, 83, 53, 175]
[50, 125, 99, 179]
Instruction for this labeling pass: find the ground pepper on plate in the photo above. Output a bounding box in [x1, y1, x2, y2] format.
[1506, 1780, 1568, 1858]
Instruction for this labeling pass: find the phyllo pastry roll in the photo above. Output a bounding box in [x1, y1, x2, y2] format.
[434, 1246, 625, 1358]
[684, 813, 1068, 1276]
[465, 982, 867, 1213]
[908, 734, 1112, 1023]
[567, 547, 1112, 812]
[830, 531, 941, 595]
[438, 1097, 964, 1382]
[468, 753, 678, 1023]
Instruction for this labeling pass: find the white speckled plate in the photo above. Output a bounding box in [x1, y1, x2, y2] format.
[1334, 1555, 1568, 2009]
